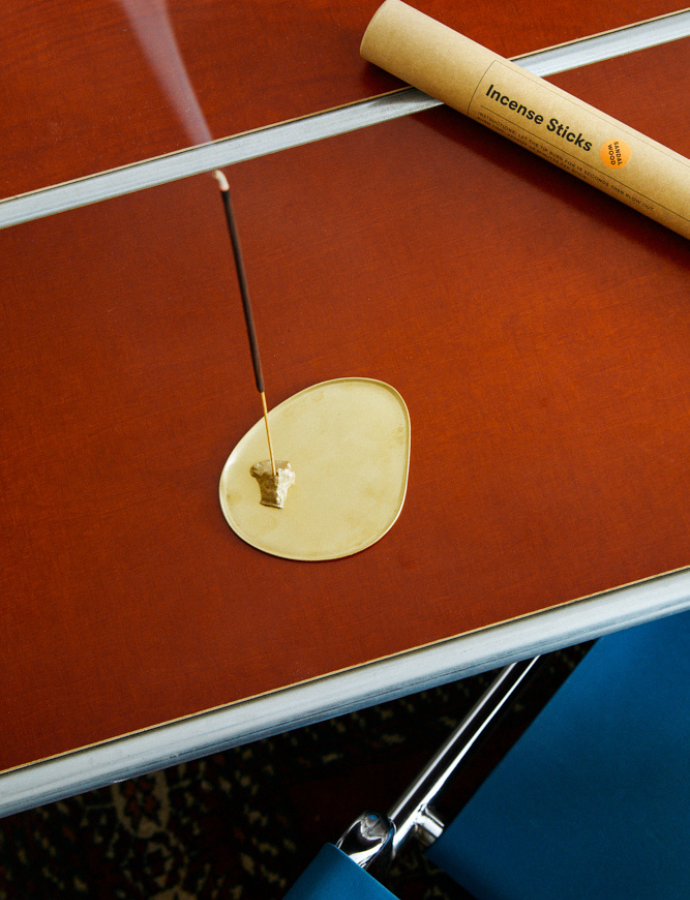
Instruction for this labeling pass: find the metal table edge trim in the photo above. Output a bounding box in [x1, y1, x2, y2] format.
[2, 566, 690, 818]
[0, 9, 688, 230]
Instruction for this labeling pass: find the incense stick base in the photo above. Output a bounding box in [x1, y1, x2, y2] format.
[251, 460, 295, 508]
[219, 378, 410, 561]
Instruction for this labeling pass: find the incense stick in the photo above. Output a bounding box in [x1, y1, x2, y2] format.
[214, 169, 277, 477]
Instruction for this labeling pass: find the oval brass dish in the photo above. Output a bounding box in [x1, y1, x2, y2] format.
[219, 378, 410, 561]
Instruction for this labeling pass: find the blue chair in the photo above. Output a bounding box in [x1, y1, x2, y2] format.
[284, 610, 690, 899]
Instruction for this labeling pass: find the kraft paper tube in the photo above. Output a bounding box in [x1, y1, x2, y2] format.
[361, 0, 690, 239]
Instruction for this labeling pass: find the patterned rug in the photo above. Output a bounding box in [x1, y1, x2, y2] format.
[0, 647, 587, 899]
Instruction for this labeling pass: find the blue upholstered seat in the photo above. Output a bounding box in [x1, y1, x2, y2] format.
[283, 842, 397, 899]
[427, 610, 690, 899]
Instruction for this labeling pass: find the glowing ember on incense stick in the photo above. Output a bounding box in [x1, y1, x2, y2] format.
[119, 0, 293, 507]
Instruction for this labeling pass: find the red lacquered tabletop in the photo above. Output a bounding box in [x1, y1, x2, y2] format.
[1, 0, 687, 199]
[1, 25, 688, 795]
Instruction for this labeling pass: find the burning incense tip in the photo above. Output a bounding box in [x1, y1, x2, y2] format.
[251, 460, 296, 509]
[213, 169, 230, 192]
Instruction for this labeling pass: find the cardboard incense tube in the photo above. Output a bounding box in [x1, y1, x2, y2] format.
[361, 0, 690, 239]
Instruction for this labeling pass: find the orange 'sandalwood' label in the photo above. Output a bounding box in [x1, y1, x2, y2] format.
[600, 139, 632, 169]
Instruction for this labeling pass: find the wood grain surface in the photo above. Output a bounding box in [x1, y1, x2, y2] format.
[1, 38, 688, 772]
[1, 0, 686, 200]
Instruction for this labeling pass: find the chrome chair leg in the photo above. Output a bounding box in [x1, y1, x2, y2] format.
[338, 657, 540, 874]
[336, 811, 396, 880]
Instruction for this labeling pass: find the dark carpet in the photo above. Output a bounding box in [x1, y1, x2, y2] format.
[0, 646, 587, 899]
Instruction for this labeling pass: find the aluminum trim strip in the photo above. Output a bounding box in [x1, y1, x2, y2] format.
[1, 567, 690, 818]
[516, 8, 690, 75]
[1, 10, 688, 230]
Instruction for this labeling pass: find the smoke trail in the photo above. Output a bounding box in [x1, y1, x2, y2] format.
[118, 0, 213, 145]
